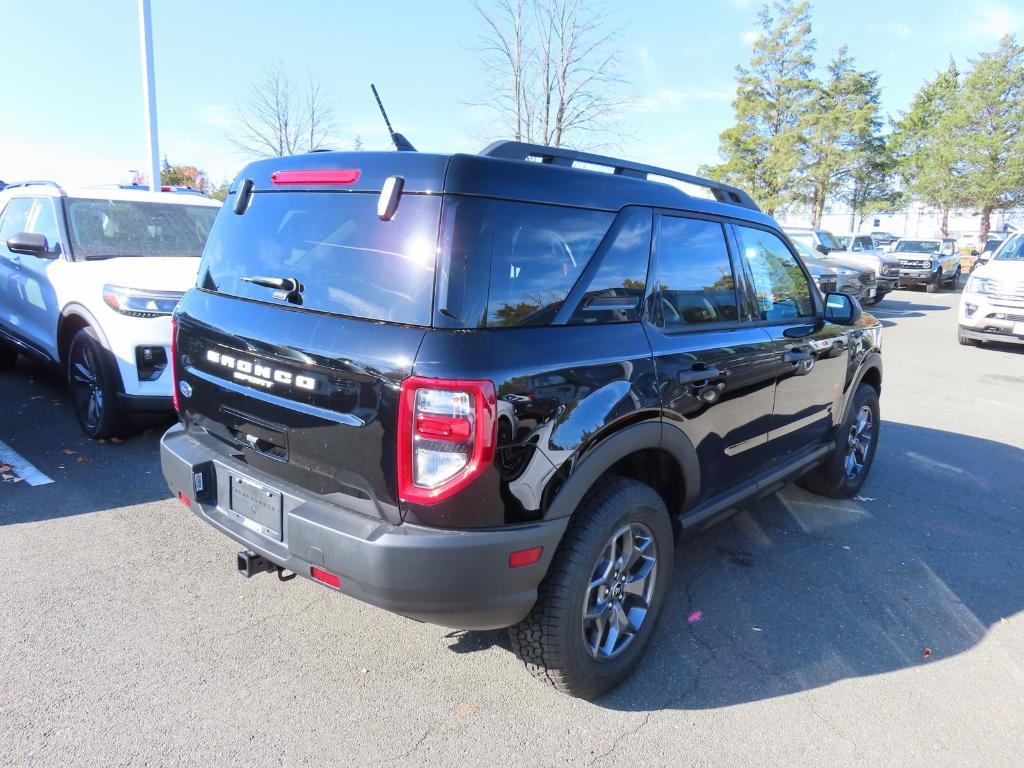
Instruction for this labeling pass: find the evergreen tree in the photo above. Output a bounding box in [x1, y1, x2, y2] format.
[892, 59, 964, 236]
[800, 47, 888, 228]
[951, 35, 1024, 242]
[705, 1, 817, 216]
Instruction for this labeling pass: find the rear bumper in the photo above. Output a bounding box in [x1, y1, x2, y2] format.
[160, 424, 568, 630]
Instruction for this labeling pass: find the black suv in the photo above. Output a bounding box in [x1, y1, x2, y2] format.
[161, 142, 882, 699]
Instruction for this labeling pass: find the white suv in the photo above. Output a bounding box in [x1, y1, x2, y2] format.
[958, 234, 1024, 347]
[0, 181, 221, 437]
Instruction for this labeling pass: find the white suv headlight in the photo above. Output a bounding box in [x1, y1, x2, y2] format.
[103, 284, 184, 318]
[965, 276, 990, 295]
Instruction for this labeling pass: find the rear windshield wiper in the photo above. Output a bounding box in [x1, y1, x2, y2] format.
[241, 275, 304, 305]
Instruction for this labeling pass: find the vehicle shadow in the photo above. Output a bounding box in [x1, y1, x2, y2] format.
[0, 357, 174, 523]
[591, 421, 1024, 711]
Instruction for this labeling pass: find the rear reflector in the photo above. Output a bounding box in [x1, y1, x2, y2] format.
[509, 546, 543, 568]
[178, 491, 192, 508]
[310, 566, 342, 589]
[271, 169, 361, 185]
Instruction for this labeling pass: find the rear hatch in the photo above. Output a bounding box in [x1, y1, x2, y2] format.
[173, 152, 449, 520]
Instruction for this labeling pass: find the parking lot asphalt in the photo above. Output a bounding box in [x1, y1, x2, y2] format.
[2, 287, 1023, 768]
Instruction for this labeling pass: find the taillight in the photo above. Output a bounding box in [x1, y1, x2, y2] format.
[398, 376, 497, 504]
[170, 314, 180, 412]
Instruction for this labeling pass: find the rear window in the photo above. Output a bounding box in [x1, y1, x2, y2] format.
[199, 192, 441, 326]
[66, 197, 218, 259]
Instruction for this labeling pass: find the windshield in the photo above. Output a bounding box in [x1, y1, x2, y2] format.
[836, 236, 850, 249]
[199, 191, 441, 326]
[818, 231, 841, 251]
[994, 235, 1024, 261]
[66, 197, 218, 259]
[895, 240, 940, 253]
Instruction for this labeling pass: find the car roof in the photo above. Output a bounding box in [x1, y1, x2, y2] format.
[233, 143, 778, 228]
[0, 182, 221, 207]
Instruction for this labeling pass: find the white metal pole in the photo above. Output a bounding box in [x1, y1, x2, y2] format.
[139, 0, 160, 192]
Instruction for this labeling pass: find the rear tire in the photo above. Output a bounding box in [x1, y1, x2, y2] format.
[800, 383, 880, 499]
[66, 327, 126, 439]
[509, 477, 673, 700]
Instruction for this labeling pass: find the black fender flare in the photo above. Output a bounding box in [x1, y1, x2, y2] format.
[544, 421, 701, 520]
[58, 303, 113, 362]
[840, 352, 882, 424]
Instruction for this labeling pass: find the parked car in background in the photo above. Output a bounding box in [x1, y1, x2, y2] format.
[973, 237, 1006, 268]
[786, 227, 895, 305]
[791, 239, 863, 298]
[0, 181, 221, 437]
[958, 233, 1024, 346]
[892, 238, 961, 293]
[870, 230, 899, 246]
[834, 234, 900, 302]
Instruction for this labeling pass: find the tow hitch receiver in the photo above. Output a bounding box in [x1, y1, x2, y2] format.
[237, 549, 276, 578]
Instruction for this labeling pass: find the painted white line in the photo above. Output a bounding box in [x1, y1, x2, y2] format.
[0, 439, 54, 486]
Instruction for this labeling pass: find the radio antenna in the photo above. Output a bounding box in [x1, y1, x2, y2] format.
[371, 83, 416, 152]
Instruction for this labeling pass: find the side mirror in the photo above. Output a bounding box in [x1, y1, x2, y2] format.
[824, 292, 862, 326]
[816, 244, 829, 254]
[6, 232, 49, 256]
[970, 249, 979, 256]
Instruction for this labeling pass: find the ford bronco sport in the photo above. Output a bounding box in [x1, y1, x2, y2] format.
[161, 142, 882, 699]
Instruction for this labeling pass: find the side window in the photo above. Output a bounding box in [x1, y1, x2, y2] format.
[0, 197, 34, 244]
[486, 202, 613, 327]
[27, 198, 61, 251]
[569, 208, 651, 325]
[654, 217, 738, 328]
[734, 225, 814, 321]
[856, 236, 873, 251]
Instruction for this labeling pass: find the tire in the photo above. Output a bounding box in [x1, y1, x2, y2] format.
[958, 328, 979, 347]
[0, 341, 16, 371]
[66, 327, 126, 439]
[509, 477, 674, 700]
[925, 269, 942, 293]
[946, 267, 960, 290]
[800, 383, 880, 499]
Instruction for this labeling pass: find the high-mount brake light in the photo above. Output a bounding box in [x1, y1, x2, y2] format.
[170, 315, 180, 412]
[398, 377, 497, 504]
[270, 169, 361, 185]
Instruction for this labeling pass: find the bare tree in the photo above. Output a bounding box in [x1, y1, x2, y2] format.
[229, 63, 340, 157]
[472, 0, 627, 148]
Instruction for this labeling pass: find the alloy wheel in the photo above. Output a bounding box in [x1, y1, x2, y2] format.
[70, 343, 104, 432]
[581, 522, 658, 661]
[844, 405, 874, 480]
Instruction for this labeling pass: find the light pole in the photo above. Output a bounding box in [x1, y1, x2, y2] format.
[138, 0, 160, 192]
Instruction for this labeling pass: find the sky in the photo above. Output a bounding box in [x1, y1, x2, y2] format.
[1, 0, 1022, 187]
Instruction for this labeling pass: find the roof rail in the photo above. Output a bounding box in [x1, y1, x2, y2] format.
[479, 141, 761, 213]
[4, 180, 66, 196]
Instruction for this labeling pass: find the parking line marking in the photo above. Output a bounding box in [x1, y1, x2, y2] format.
[0, 439, 54, 486]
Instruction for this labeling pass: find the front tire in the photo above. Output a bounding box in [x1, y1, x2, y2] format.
[800, 383, 880, 499]
[946, 267, 961, 290]
[509, 477, 673, 699]
[925, 269, 942, 293]
[66, 327, 126, 439]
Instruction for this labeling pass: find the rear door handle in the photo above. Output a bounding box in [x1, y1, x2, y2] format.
[678, 366, 721, 385]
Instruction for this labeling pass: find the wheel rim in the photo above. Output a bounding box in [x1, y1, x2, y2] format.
[844, 405, 874, 481]
[581, 522, 658, 661]
[70, 343, 103, 431]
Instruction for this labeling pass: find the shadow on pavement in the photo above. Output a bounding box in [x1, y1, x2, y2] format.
[0, 357, 174, 523]
[450, 422, 1022, 710]
[593, 421, 1024, 710]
